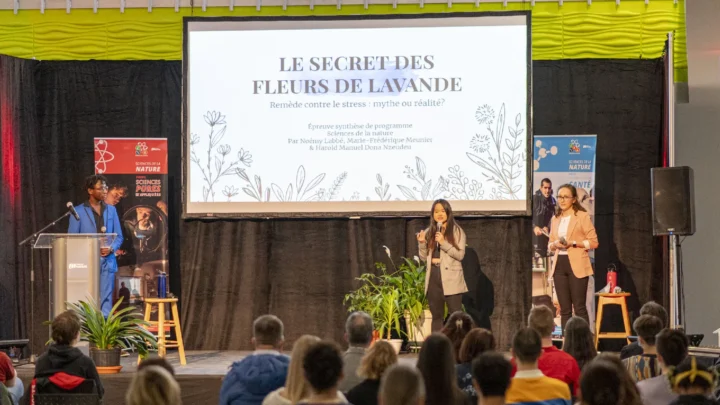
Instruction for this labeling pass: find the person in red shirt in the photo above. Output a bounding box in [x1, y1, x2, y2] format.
[510, 305, 580, 397]
[0, 351, 24, 405]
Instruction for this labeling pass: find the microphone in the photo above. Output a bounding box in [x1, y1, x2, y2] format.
[101, 226, 107, 233]
[559, 236, 567, 246]
[436, 221, 442, 251]
[66, 202, 80, 221]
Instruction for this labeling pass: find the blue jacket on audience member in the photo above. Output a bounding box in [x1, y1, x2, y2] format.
[219, 352, 290, 405]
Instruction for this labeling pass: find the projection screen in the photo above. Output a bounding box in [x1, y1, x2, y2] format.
[183, 13, 532, 218]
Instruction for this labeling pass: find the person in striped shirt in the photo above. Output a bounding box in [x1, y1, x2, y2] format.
[505, 328, 571, 405]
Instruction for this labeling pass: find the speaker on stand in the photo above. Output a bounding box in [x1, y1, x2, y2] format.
[651, 166, 695, 330]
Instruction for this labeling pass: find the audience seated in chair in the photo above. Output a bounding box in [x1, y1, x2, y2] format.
[578, 358, 625, 405]
[379, 365, 425, 405]
[622, 315, 663, 382]
[263, 335, 348, 405]
[338, 312, 374, 393]
[505, 328, 571, 405]
[440, 312, 476, 364]
[346, 340, 398, 405]
[219, 315, 290, 405]
[561, 317, 597, 372]
[298, 341, 347, 405]
[593, 353, 642, 405]
[29, 310, 104, 403]
[637, 328, 689, 405]
[456, 328, 495, 402]
[0, 351, 23, 405]
[138, 356, 175, 377]
[666, 356, 719, 405]
[126, 365, 181, 405]
[417, 334, 472, 405]
[471, 351, 512, 405]
[511, 306, 580, 396]
[620, 301, 667, 361]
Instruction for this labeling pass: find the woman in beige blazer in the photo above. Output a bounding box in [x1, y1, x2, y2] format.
[417, 199, 468, 332]
[548, 184, 599, 332]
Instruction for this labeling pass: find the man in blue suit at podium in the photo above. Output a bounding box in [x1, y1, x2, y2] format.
[68, 174, 124, 317]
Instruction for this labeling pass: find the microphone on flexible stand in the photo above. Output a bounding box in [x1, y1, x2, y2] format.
[66, 202, 80, 221]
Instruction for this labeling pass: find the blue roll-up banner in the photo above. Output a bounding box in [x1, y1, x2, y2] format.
[531, 135, 597, 332]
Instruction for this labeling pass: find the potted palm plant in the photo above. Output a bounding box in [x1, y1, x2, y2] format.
[67, 298, 157, 374]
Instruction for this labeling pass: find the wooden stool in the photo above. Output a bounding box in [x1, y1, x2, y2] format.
[138, 298, 186, 365]
[594, 292, 632, 349]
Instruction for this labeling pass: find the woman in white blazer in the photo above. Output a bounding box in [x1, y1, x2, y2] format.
[418, 199, 469, 332]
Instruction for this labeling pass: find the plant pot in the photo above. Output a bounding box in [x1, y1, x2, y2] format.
[405, 309, 433, 343]
[383, 339, 403, 354]
[90, 347, 121, 368]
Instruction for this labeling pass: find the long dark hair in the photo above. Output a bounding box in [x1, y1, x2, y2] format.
[417, 334, 465, 405]
[440, 311, 475, 363]
[426, 199, 459, 250]
[562, 317, 597, 371]
[555, 184, 587, 217]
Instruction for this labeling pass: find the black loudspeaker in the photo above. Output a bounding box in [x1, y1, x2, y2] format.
[651, 166, 695, 236]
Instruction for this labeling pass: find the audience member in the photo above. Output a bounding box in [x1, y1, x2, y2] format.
[621, 302, 667, 360]
[594, 353, 642, 405]
[346, 340, 398, 405]
[219, 315, 290, 405]
[511, 306, 580, 395]
[0, 351, 22, 405]
[471, 351, 512, 405]
[578, 359, 623, 405]
[379, 365, 425, 405]
[457, 328, 495, 401]
[264, 335, 348, 405]
[298, 341, 347, 405]
[339, 311, 374, 392]
[638, 329, 689, 405]
[561, 317, 597, 371]
[417, 333, 472, 405]
[623, 315, 663, 382]
[32, 310, 104, 399]
[667, 356, 718, 405]
[440, 311, 476, 363]
[138, 356, 176, 377]
[126, 365, 181, 405]
[505, 328, 571, 405]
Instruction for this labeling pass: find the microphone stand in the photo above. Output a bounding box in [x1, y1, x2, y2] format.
[18, 210, 72, 362]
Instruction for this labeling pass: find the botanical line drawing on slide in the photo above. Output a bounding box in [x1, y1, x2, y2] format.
[190, 111, 253, 202]
[234, 165, 348, 202]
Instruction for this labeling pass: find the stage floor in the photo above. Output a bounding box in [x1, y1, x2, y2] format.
[16, 350, 419, 404]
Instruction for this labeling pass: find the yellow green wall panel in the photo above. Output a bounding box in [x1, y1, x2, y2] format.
[0, 0, 687, 81]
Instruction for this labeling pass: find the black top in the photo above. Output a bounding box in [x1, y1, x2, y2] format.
[620, 341, 643, 360]
[670, 395, 719, 405]
[456, 362, 477, 402]
[346, 379, 380, 405]
[34, 344, 104, 398]
[83, 201, 106, 234]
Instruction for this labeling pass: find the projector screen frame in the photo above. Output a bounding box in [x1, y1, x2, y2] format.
[182, 12, 532, 219]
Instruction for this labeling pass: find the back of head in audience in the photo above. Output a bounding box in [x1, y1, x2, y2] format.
[440, 311, 475, 362]
[253, 314, 284, 349]
[668, 356, 716, 396]
[303, 341, 343, 393]
[471, 351, 512, 399]
[417, 333, 463, 405]
[512, 328, 542, 366]
[656, 329, 689, 369]
[126, 365, 182, 405]
[358, 340, 398, 380]
[639, 301, 668, 328]
[52, 310, 81, 345]
[580, 359, 622, 405]
[458, 328, 495, 364]
[345, 311, 374, 347]
[562, 317, 597, 370]
[528, 305, 555, 339]
[285, 335, 321, 403]
[380, 364, 425, 405]
[138, 356, 175, 376]
[594, 353, 642, 405]
[633, 315, 663, 347]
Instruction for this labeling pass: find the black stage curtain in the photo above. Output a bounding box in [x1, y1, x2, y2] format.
[2, 58, 663, 353]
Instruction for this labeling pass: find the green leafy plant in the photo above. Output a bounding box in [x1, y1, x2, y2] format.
[67, 298, 157, 358]
[344, 248, 428, 341]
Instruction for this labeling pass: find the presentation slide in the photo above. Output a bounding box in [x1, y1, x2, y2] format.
[184, 14, 531, 217]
